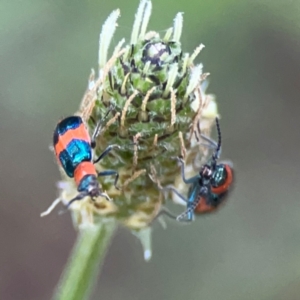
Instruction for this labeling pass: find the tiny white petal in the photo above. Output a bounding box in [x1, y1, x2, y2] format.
[163, 27, 173, 42]
[132, 227, 152, 262]
[139, 1, 152, 40]
[173, 12, 184, 42]
[163, 63, 178, 97]
[131, 0, 147, 44]
[185, 64, 203, 98]
[99, 9, 120, 70]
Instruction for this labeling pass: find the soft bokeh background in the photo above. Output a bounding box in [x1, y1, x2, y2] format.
[1, 0, 300, 299]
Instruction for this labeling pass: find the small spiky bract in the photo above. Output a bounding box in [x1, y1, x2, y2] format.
[43, 0, 218, 259]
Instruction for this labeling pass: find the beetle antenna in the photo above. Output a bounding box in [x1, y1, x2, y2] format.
[213, 117, 222, 161]
[176, 185, 209, 221]
[176, 197, 202, 221]
[66, 193, 87, 208]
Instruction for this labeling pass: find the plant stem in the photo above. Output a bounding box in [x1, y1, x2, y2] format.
[53, 221, 117, 300]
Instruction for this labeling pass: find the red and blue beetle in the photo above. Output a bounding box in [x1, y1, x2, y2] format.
[53, 113, 119, 208]
[158, 117, 234, 221]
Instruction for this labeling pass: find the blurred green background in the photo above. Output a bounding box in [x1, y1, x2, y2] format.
[1, 0, 300, 299]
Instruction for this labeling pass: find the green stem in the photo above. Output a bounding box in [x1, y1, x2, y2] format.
[53, 221, 117, 300]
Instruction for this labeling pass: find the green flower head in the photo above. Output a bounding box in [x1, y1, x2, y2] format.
[42, 0, 218, 260]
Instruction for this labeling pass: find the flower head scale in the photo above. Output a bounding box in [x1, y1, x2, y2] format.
[41, 0, 218, 260]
